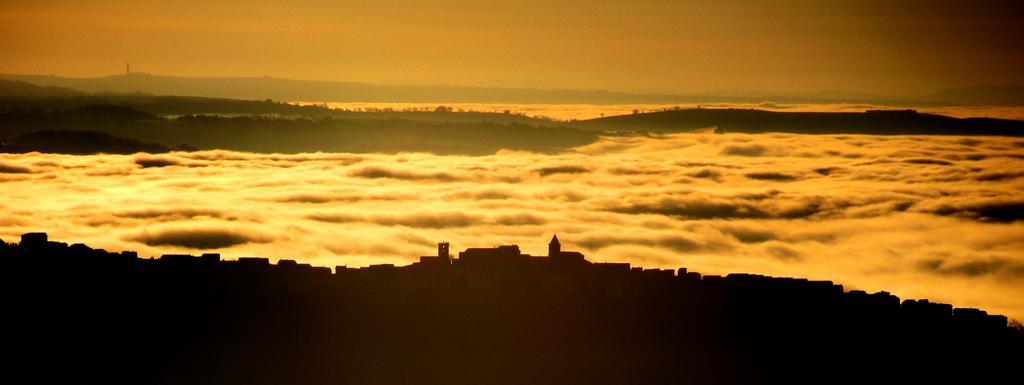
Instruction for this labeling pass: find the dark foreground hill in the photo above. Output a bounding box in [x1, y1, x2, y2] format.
[2, 233, 1020, 385]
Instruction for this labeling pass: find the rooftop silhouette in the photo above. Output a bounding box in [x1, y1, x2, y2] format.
[1, 232, 1020, 384]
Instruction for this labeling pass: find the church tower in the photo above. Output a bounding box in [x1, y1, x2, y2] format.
[438, 242, 450, 262]
[548, 234, 561, 257]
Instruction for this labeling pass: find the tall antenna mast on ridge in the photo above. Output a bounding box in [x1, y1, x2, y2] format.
[126, 62, 130, 76]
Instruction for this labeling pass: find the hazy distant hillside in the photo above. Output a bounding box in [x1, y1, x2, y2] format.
[575, 108, 1024, 136]
[0, 104, 594, 155]
[0, 73, 696, 104]
[0, 93, 561, 127]
[5, 74, 1023, 108]
[0, 130, 187, 155]
[0, 79, 83, 97]
[3, 94, 1022, 156]
[0, 73, 935, 106]
[921, 85, 1024, 106]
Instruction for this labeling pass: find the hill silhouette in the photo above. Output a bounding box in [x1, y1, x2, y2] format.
[0, 101, 590, 155]
[2, 232, 1019, 385]
[0, 92, 560, 125]
[575, 108, 1024, 136]
[0, 73, 727, 104]
[2, 95, 1023, 155]
[921, 84, 1024, 106]
[0, 79, 84, 98]
[0, 130, 193, 155]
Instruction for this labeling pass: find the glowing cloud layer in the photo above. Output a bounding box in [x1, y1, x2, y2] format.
[2, 133, 1023, 319]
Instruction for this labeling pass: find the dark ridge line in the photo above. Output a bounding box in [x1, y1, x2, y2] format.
[4, 231, 1021, 384]
[4, 231, 1015, 329]
[574, 107, 1024, 136]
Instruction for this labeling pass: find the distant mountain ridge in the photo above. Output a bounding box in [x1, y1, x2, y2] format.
[0, 73, 716, 104]
[0, 130, 191, 155]
[2, 97, 1022, 156]
[5, 73, 1017, 106]
[0, 79, 83, 97]
[921, 84, 1024, 106]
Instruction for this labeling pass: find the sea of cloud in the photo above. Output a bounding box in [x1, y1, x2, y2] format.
[2, 133, 1023, 319]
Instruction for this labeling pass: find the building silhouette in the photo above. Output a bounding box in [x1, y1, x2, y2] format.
[418, 241, 451, 266]
[548, 233, 560, 256]
[0, 232, 1020, 385]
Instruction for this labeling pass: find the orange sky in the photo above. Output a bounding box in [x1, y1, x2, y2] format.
[1, 0, 1022, 95]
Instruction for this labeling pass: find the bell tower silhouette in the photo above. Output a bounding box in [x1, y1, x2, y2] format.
[438, 242, 450, 260]
[548, 234, 561, 257]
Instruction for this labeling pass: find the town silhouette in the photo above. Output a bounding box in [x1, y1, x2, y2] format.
[2, 232, 1020, 384]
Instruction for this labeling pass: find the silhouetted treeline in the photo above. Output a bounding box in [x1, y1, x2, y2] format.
[576, 108, 1024, 136]
[1, 233, 1019, 385]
